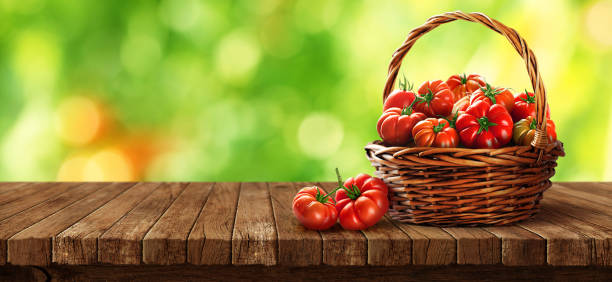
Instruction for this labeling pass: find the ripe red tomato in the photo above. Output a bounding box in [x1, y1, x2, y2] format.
[513, 116, 557, 146]
[412, 118, 459, 148]
[335, 173, 388, 230]
[511, 91, 551, 122]
[383, 77, 416, 111]
[414, 80, 454, 117]
[455, 100, 514, 148]
[446, 74, 486, 102]
[292, 186, 337, 230]
[377, 105, 426, 146]
[452, 95, 470, 117]
[470, 83, 514, 113]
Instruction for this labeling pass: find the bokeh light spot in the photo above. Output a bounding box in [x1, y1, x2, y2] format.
[585, 0, 612, 47]
[297, 113, 344, 159]
[120, 34, 162, 76]
[57, 154, 88, 181]
[215, 30, 261, 83]
[83, 148, 135, 181]
[158, 0, 201, 32]
[54, 96, 108, 146]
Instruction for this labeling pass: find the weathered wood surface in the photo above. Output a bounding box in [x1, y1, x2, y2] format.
[0, 182, 610, 267]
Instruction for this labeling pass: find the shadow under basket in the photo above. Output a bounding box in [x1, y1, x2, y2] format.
[368, 11, 566, 226]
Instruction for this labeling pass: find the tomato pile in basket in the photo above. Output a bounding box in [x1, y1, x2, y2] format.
[377, 74, 557, 148]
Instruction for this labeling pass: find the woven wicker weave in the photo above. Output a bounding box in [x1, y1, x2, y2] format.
[366, 11, 565, 226]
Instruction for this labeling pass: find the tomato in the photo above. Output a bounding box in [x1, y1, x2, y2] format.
[452, 95, 470, 116]
[414, 80, 454, 117]
[470, 83, 514, 113]
[455, 100, 514, 148]
[383, 76, 416, 111]
[335, 171, 388, 230]
[511, 91, 551, 122]
[513, 116, 557, 146]
[446, 73, 486, 102]
[292, 186, 337, 230]
[377, 104, 427, 146]
[412, 118, 459, 148]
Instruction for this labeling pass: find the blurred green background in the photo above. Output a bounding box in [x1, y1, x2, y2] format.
[0, 0, 610, 181]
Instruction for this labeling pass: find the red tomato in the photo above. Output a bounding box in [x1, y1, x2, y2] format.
[292, 186, 337, 230]
[412, 118, 459, 148]
[455, 100, 514, 148]
[470, 83, 514, 113]
[377, 105, 426, 146]
[511, 91, 551, 122]
[335, 173, 388, 230]
[383, 77, 416, 111]
[446, 74, 486, 102]
[452, 95, 470, 116]
[414, 80, 454, 117]
[512, 116, 557, 146]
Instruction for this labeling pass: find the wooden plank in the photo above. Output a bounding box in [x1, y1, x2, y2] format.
[53, 183, 160, 264]
[0, 183, 79, 221]
[484, 226, 546, 266]
[0, 183, 92, 265]
[318, 182, 367, 266]
[232, 182, 277, 265]
[539, 207, 611, 266]
[187, 183, 240, 265]
[443, 227, 501, 264]
[558, 182, 612, 198]
[143, 183, 212, 265]
[553, 183, 612, 206]
[390, 221, 456, 265]
[518, 217, 591, 265]
[268, 182, 321, 266]
[362, 216, 412, 266]
[98, 183, 186, 264]
[543, 192, 612, 230]
[7, 183, 133, 266]
[0, 182, 27, 195]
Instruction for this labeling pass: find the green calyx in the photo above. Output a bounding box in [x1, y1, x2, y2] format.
[479, 83, 503, 105]
[400, 98, 418, 115]
[334, 168, 361, 201]
[433, 121, 447, 133]
[460, 73, 468, 84]
[398, 74, 413, 91]
[529, 117, 538, 130]
[520, 90, 536, 104]
[417, 89, 435, 105]
[477, 116, 497, 134]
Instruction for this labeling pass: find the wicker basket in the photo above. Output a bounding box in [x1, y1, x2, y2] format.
[365, 11, 565, 226]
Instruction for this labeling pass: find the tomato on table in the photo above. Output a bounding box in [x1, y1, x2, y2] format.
[383, 76, 416, 112]
[292, 186, 337, 230]
[455, 100, 514, 148]
[513, 116, 557, 146]
[446, 73, 486, 102]
[377, 102, 426, 146]
[414, 80, 454, 117]
[511, 90, 551, 122]
[470, 83, 514, 113]
[412, 118, 459, 148]
[334, 170, 388, 230]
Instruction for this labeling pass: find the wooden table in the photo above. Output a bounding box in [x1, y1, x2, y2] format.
[0, 182, 610, 281]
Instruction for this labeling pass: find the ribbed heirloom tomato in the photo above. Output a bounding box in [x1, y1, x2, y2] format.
[377, 102, 426, 146]
[446, 73, 486, 102]
[334, 171, 388, 230]
[511, 91, 551, 122]
[455, 100, 514, 148]
[513, 116, 557, 146]
[470, 83, 514, 113]
[412, 118, 458, 148]
[383, 76, 416, 111]
[414, 80, 454, 117]
[292, 186, 337, 230]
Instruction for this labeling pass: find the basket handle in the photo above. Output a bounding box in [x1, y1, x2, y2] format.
[383, 11, 549, 149]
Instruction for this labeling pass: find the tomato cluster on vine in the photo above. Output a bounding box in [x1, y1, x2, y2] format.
[377, 73, 557, 149]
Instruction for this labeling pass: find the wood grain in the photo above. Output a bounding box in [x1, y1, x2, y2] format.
[53, 182, 159, 264]
[484, 226, 546, 266]
[391, 222, 456, 265]
[543, 191, 611, 230]
[443, 227, 501, 264]
[232, 182, 277, 265]
[98, 183, 186, 264]
[552, 183, 611, 207]
[318, 182, 367, 266]
[7, 183, 132, 265]
[0, 183, 94, 265]
[0, 182, 79, 221]
[268, 182, 321, 266]
[362, 216, 412, 266]
[143, 183, 212, 265]
[187, 183, 240, 265]
[0, 182, 27, 195]
[560, 182, 612, 197]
